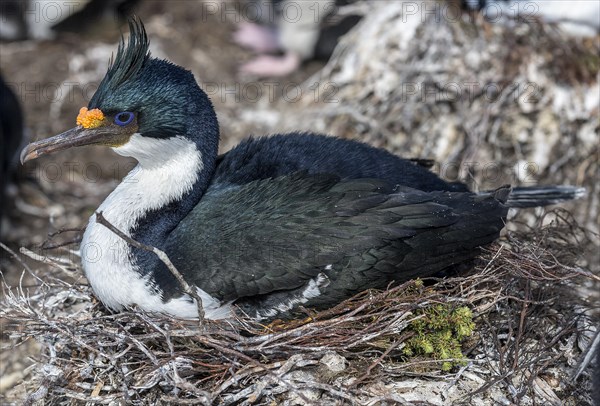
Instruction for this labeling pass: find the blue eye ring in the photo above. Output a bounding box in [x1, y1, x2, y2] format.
[114, 112, 135, 126]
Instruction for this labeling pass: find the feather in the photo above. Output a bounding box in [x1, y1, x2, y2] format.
[90, 17, 150, 108]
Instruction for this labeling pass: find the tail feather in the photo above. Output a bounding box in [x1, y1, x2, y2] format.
[481, 185, 586, 208]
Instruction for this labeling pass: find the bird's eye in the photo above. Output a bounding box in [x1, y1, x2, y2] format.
[114, 112, 134, 126]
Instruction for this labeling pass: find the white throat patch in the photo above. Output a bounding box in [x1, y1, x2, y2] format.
[80, 134, 231, 319]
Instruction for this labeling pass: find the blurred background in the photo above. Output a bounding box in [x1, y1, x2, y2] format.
[0, 0, 598, 402]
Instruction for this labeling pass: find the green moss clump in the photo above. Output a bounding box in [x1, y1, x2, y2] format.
[404, 304, 475, 371]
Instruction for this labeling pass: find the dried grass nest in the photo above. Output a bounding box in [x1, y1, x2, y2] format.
[1, 209, 598, 405]
[1, 2, 599, 404]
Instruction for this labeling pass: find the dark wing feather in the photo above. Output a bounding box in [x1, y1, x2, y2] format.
[164, 173, 505, 303]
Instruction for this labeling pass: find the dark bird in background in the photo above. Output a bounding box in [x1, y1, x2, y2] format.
[20, 19, 585, 320]
[0, 0, 139, 40]
[0, 73, 23, 235]
[234, 0, 362, 77]
[234, 0, 599, 77]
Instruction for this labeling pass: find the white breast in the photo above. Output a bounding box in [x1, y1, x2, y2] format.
[80, 134, 232, 320]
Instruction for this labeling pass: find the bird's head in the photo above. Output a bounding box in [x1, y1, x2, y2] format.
[21, 18, 219, 167]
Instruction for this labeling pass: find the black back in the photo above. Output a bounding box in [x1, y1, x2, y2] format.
[213, 133, 468, 193]
[161, 132, 502, 317]
[165, 171, 507, 318]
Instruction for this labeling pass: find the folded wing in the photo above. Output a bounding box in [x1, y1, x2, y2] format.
[164, 173, 508, 311]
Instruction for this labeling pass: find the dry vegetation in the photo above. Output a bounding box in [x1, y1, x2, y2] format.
[1, 1, 599, 404]
[1, 211, 598, 404]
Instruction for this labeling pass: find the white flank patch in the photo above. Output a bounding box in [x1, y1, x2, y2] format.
[81, 134, 231, 320]
[302, 273, 330, 301]
[257, 273, 330, 320]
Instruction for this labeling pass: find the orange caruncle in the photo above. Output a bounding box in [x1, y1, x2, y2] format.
[77, 107, 105, 129]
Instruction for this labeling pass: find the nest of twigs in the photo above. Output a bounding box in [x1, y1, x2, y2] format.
[1, 2, 599, 404]
[1, 210, 598, 405]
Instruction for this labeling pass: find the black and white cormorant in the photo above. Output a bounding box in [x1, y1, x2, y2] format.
[20, 19, 585, 320]
[234, 0, 362, 77]
[0, 0, 138, 40]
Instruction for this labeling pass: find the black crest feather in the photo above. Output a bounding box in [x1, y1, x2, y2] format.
[90, 17, 150, 108]
[108, 17, 149, 86]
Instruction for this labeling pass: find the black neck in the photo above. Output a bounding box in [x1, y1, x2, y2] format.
[128, 97, 219, 299]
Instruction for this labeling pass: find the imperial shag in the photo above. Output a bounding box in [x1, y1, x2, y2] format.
[0, 0, 139, 40]
[20, 19, 585, 320]
[235, 0, 362, 77]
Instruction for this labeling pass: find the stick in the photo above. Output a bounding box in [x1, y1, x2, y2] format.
[0, 242, 48, 287]
[571, 327, 600, 382]
[94, 211, 205, 323]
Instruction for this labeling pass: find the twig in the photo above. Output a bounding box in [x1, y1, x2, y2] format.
[511, 279, 530, 372]
[348, 335, 407, 388]
[23, 343, 62, 406]
[571, 327, 600, 382]
[47, 227, 85, 238]
[40, 227, 85, 250]
[0, 242, 48, 287]
[19, 247, 77, 276]
[94, 211, 205, 322]
[2, 215, 595, 403]
[200, 336, 312, 404]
